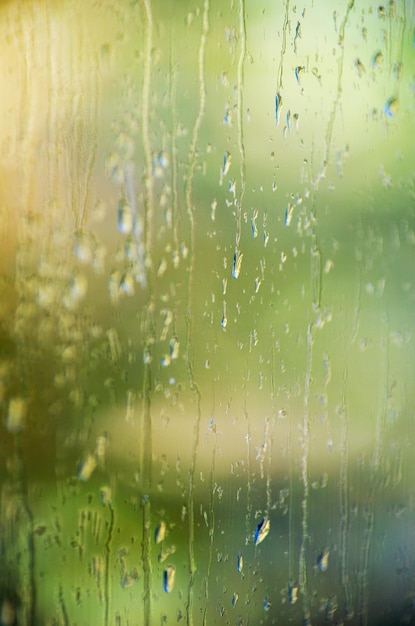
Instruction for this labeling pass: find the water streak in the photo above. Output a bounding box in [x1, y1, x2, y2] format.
[184, 3, 210, 624]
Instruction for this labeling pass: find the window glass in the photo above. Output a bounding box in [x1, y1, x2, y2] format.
[0, 1, 414, 624]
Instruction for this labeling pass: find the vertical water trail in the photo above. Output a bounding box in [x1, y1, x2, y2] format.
[350, 270, 362, 345]
[58, 585, 69, 626]
[277, 0, 290, 93]
[373, 315, 389, 471]
[67, 10, 98, 232]
[103, 500, 115, 626]
[358, 509, 374, 626]
[6, 4, 42, 622]
[311, 243, 322, 311]
[169, 46, 180, 262]
[243, 398, 253, 623]
[274, 0, 289, 128]
[184, 3, 210, 624]
[356, 317, 387, 623]
[139, 2, 155, 624]
[299, 324, 313, 624]
[140, 0, 155, 273]
[202, 403, 217, 626]
[339, 363, 352, 620]
[394, 0, 407, 100]
[337, 277, 365, 621]
[244, 400, 252, 546]
[265, 416, 274, 517]
[288, 415, 295, 588]
[235, 0, 247, 254]
[319, 0, 354, 182]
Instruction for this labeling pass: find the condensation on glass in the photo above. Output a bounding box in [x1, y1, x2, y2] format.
[0, 1, 414, 625]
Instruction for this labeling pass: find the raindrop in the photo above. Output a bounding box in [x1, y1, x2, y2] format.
[354, 58, 365, 76]
[251, 209, 258, 238]
[384, 97, 399, 117]
[221, 301, 227, 329]
[100, 486, 112, 506]
[169, 337, 180, 360]
[372, 51, 384, 69]
[288, 580, 298, 604]
[275, 92, 282, 126]
[77, 453, 97, 482]
[284, 204, 294, 226]
[232, 250, 243, 279]
[163, 565, 175, 593]
[220, 151, 232, 184]
[117, 199, 133, 235]
[120, 273, 135, 296]
[237, 553, 243, 573]
[155, 521, 167, 544]
[254, 518, 270, 545]
[317, 547, 330, 571]
[294, 66, 304, 85]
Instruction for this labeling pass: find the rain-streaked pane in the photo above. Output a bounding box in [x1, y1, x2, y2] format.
[0, 1, 414, 625]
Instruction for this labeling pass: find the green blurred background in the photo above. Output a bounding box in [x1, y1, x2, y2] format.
[0, 0, 414, 624]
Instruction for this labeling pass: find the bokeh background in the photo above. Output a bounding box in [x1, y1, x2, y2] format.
[0, 1, 414, 624]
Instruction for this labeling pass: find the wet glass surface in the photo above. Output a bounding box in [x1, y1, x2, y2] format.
[0, 1, 414, 624]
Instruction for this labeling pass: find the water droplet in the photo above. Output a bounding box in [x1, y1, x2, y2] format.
[220, 151, 232, 183]
[317, 547, 330, 571]
[294, 66, 304, 85]
[372, 51, 383, 69]
[210, 199, 217, 221]
[155, 521, 167, 544]
[221, 304, 228, 329]
[354, 58, 365, 76]
[312, 67, 321, 82]
[157, 150, 169, 169]
[251, 209, 258, 238]
[224, 103, 232, 125]
[120, 273, 135, 296]
[275, 93, 282, 126]
[232, 250, 243, 279]
[77, 454, 97, 482]
[237, 553, 243, 573]
[161, 354, 171, 367]
[169, 337, 180, 360]
[117, 199, 133, 235]
[100, 486, 112, 506]
[288, 580, 298, 604]
[163, 565, 175, 593]
[384, 97, 399, 117]
[254, 518, 270, 545]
